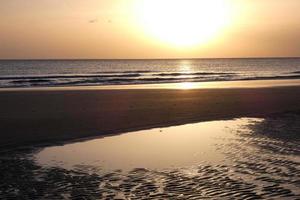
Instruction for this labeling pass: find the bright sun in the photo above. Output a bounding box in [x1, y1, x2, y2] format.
[134, 0, 231, 47]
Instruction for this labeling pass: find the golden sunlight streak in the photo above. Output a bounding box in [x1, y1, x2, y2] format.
[134, 0, 231, 47]
[178, 82, 198, 90]
[179, 60, 193, 72]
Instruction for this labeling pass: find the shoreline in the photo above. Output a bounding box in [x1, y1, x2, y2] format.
[1, 79, 300, 151]
[1, 79, 300, 91]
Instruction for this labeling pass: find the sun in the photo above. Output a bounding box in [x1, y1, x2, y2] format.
[134, 0, 231, 47]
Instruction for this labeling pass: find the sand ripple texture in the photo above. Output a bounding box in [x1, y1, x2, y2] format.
[0, 113, 300, 199]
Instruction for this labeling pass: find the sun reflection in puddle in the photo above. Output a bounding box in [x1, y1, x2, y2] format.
[34, 118, 263, 171]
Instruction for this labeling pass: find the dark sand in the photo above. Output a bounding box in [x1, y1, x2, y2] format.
[1, 113, 299, 199]
[1, 84, 300, 150]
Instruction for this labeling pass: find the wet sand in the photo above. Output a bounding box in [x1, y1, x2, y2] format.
[0, 113, 299, 199]
[1, 80, 300, 150]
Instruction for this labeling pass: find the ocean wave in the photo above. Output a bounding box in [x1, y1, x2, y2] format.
[157, 72, 236, 76]
[56, 77, 197, 85]
[1, 72, 300, 88]
[291, 71, 300, 74]
[240, 74, 300, 81]
[11, 79, 52, 84]
[22, 76, 232, 87]
[93, 70, 155, 74]
[0, 73, 141, 80]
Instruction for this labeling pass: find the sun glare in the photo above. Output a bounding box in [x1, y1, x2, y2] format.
[179, 82, 197, 90]
[136, 0, 229, 46]
[134, 0, 231, 47]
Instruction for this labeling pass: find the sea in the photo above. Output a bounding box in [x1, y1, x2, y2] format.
[0, 58, 300, 88]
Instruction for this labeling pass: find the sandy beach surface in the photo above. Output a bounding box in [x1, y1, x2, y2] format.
[0, 80, 300, 199]
[1, 80, 300, 150]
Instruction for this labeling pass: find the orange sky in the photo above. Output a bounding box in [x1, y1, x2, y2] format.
[1, 0, 300, 59]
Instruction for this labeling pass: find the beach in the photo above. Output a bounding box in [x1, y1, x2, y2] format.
[1, 80, 300, 199]
[1, 80, 300, 150]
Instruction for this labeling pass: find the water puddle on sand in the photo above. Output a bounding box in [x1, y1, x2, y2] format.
[34, 118, 261, 171]
[2, 116, 299, 199]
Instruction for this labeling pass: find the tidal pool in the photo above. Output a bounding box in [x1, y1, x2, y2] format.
[34, 118, 261, 171]
[2, 115, 300, 199]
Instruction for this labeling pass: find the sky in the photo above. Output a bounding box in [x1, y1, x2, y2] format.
[1, 0, 300, 59]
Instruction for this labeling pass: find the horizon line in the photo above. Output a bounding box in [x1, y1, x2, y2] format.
[1, 56, 300, 61]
